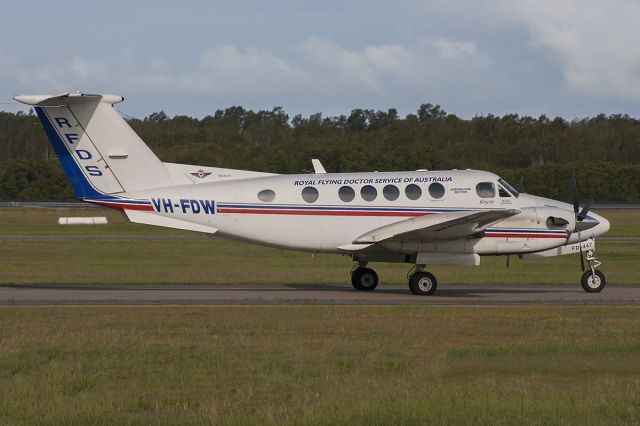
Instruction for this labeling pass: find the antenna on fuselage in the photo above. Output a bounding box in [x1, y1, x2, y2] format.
[311, 159, 326, 174]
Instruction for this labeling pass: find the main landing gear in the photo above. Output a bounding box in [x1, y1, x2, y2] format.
[408, 266, 437, 296]
[581, 249, 605, 293]
[350, 263, 438, 296]
[351, 263, 379, 291]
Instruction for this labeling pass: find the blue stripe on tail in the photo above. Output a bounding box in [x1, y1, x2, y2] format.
[34, 106, 102, 199]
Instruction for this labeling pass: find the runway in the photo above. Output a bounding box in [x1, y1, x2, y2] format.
[1, 284, 639, 306]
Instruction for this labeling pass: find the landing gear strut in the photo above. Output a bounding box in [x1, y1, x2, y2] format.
[408, 265, 437, 296]
[351, 262, 379, 291]
[581, 249, 605, 293]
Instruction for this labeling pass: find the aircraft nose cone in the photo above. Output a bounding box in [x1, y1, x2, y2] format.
[575, 213, 610, 236]
[598, 216, 610, 234]
[575, 216, 599, 232]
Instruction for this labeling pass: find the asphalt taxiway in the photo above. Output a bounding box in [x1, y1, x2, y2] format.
[1, 284, 638, 306]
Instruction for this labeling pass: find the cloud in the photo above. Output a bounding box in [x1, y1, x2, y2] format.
[432, 38, 489, 64]
[299, 38, 411, 94]
[69, 57, 107, 80]
[501, 0, 640, 100]
[132, 36, 493, 113]
[16, 57, 109, 92]
[174, 45, 308, 98]
[3, 1, 640, 118]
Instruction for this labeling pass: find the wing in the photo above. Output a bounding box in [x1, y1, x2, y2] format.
[352, 209, 520, 244]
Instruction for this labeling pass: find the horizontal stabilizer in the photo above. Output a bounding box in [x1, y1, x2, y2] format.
[14, 92, 124, 106]
[125, 210, 218, 234]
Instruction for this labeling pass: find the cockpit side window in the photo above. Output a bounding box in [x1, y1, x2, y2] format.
[476, 182, 495, 198]
[498, 178, 520, 197]
[498, 185, 512, 197]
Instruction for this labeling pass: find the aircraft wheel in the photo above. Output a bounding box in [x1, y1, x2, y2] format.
[581, 269, 605, 293]
[409, 271, 437, 296]
[351, 267, 378, 291]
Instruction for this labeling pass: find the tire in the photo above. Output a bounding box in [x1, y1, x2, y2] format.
[581, 269, 605, 293]
[351, 267, 379, 291]
[409, 271, 437, 296]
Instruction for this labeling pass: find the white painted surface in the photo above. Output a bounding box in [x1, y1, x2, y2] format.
[58, 217, 108, 225]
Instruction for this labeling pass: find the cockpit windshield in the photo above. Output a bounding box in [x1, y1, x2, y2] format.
[498, 178, 520, 197]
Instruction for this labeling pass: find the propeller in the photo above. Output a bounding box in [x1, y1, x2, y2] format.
[571, 174, 592, 271]
[577, 202, 592, 222]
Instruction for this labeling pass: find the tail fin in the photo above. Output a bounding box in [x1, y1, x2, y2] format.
[14, 92, 172, 199]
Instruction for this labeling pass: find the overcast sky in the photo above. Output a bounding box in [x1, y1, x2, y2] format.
[2, 0, 639, 119]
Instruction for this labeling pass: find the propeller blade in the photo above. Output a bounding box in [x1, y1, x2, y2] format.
[577, 229, 585, 271]
[577, 201, 592, 222]
[572, 174, 586, 271]
[571, 174, 579, 216]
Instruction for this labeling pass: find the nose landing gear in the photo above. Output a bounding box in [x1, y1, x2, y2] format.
[581, 250, 605, 293]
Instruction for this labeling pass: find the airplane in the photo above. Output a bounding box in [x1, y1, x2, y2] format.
[13, 92, 611, 295]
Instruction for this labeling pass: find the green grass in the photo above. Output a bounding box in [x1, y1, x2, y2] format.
[595, 209, 640, 237]
[0, 306, 639, 425]
[0, 239, 638, 285]
[0, 208, 638, 285]
[1, 208, 639, 424]
[0, 207, 192, 235]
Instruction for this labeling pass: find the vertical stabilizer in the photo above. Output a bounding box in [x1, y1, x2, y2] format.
[14, 92, 173, 198]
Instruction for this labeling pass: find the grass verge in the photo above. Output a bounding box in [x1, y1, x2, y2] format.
[0, 207, 637, 285]
[1, 306, 639, 425]
[0, 239, 637, 285]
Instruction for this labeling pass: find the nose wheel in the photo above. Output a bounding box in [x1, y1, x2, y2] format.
[581, 249, 605, 293]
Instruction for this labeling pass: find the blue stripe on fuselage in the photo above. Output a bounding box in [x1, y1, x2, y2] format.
[216, 203, 468, 213]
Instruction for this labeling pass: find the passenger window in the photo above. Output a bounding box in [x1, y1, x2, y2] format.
[498, 185, 511, 197]
[383, 184, 399, 201]
[360, 185, 377, 202]
[405, 184, 422, 200]
[257, 189, 275, 202]
[301, 186, 319, 203]
[338, 186, 355, 202]
[476, 182, 495, 198]
[428, 182, 445, 199]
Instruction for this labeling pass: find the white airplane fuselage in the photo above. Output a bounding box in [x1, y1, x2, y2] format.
[125, 169, 610, 256]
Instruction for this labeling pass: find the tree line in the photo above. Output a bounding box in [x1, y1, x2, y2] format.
[0, 104, 639, 201]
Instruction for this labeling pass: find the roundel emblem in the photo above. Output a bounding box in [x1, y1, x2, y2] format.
[190, 169, 212, 179]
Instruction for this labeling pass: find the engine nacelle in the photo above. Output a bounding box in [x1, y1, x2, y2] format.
[534, 206, 575, 233]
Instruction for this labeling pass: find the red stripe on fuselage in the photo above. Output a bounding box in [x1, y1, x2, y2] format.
[216, 208, 430, 217]
[485, 233, 566, 239]
[87, 200, 154, 211]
